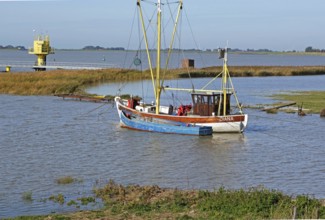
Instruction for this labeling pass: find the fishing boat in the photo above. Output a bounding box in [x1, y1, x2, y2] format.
[115, 0, 248, 133]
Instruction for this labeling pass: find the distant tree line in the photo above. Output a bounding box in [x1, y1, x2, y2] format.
[0, 45, 26, 50]
[82, 46, 125, 51]
[305, 46, 325, 53]
[3, 44, 323, 53]
[206, 48, 274, 53]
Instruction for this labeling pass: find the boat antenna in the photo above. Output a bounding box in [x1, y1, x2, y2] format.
[220, 42, 244, 115]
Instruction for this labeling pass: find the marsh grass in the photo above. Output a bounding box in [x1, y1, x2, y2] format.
[48, 193, 65, 205]
[67, 200, 78, 207]
[56, 176, 82, 185]
[10, 181, 325, 219]
[0, 68, 143, 96]
[90, 180, 325, 219]
[1, 66, 325, 96]
[77, 196, 96, 206]
[272, 91, 325, 113]
[21, 191, 33, 202]
[184, 66, 325, 78]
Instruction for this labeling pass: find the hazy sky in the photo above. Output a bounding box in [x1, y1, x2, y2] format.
[1, 0, 324, 51]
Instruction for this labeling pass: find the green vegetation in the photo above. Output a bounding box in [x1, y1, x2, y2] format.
[0, 45, 26, 50]
[0, 68, 144, 95]
[265, 108, 278, 114]
[91, 181, 325, 219]
[48, 194, 96, 207]
[272, 91, 325, 114]
[1, 67, 324, 114]
[82, 45, 124, 51]
[1, 66, 325, 96]
[77, 196, 96, 206]
[66, 200, 78, 207]
[56, 176, 82, 185]
[48, 193, 65, 205]
[8, 181, 325, 219]
[305, 46, 325, 53]
[195, 65, 325, 77]
[21, 191, 33, 202]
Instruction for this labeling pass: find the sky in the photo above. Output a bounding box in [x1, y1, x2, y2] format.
[0, 0, 324, 51]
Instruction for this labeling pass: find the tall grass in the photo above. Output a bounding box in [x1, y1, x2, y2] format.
[0, 68, 144, 95]
[1, 66, 325, 96]
[184, 66, 325, 77]
[90, 181, 325, 219]
[10, 181, 325, 219]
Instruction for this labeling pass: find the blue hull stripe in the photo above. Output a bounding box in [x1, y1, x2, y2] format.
[120, 111, 212, 136]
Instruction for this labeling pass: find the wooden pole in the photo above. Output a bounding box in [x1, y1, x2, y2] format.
[262, 102, 296, 111]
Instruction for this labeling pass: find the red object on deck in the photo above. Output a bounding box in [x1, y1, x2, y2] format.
[177, 105, 192, 116]
[127, 99, 139, 109]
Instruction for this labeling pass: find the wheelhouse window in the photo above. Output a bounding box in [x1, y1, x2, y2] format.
[191, 93, 231, 116]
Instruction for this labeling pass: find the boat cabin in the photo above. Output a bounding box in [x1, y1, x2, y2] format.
[191, 92, 231, 116]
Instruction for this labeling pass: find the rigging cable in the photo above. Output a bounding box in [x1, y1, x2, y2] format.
[243, 109, 324, 148]
[141, 0, 157, 6]
[248, 111, 325, 127]
[253, 128, 311, 148]
[118, 4, 139, 96]
[183, 6, 208, 68]
[123, 5, 138, 69]
[73, 102, 110, 120]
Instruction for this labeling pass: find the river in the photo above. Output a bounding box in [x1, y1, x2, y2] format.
[0, 75, 324, 218]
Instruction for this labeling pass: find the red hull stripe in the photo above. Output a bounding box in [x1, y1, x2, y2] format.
[118, 105, 245, 123]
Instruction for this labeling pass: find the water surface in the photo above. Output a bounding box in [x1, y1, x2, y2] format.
[2, 50, 325, 72]
[1, 75, 325, 218]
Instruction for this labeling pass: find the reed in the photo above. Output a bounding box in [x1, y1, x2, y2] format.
[1, 66, 325, 96]
[92, 182, 325, 219]
[180, 66, 325, 77]
[0, 68, 144, 95]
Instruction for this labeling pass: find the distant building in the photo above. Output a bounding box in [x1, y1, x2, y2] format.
[181, 59, 195, 68]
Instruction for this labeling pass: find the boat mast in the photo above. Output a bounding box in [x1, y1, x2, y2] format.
[137, 0, 156, 98]
[138, 0, 182, 115]
[222, 47, 228, 116]
[155, 0, 162, 114]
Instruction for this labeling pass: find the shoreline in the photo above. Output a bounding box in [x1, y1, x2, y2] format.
[7, 181, 325, 219]
[1, 67, 324, 113]
[2, 48, 325, 56]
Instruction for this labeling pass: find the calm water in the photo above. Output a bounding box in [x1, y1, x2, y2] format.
[1, 49, 325, 72]
[1, 75, 325, 218]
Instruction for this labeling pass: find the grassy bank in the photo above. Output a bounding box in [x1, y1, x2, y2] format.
[193, 65, 325, 77]
[1, 66, 325, 96]
[272, 91, 325, 114]
[8, 181, 325, 219]
[0, 69, 143, 95]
